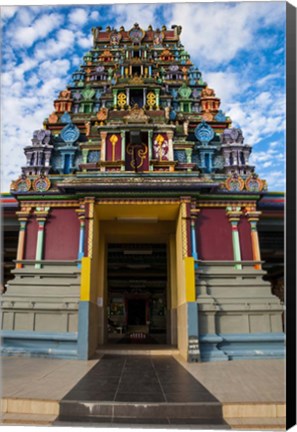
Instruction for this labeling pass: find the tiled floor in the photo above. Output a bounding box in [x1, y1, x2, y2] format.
[63, 355, 219, 403]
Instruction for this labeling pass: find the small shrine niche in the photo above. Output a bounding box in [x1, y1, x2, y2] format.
[54, 89, 72, 113]
[22, 130, 53, 176]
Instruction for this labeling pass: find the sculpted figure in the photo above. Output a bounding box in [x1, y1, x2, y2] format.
[201, 87, 215, 98]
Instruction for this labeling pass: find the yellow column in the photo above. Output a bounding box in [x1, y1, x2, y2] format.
[85, 197, 95, 259]
[244, 206, 262, 270]
[15, 207, 31, 269]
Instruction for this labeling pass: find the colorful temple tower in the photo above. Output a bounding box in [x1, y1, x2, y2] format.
[1, 24, 284, 361]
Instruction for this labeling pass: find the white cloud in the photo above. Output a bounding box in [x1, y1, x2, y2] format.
[34, 29, 75, 60]
[13, 12, 64, 47]
[111, 4, 161, 31]
[90, 11, 99, 21]
[1, 6, 18, 21]
[68, 8, 88, 26]
[164, 2, 285, 68]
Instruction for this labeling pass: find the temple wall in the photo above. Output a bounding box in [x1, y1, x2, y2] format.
[24, 216, 38, 259]
[1, 261, 80, 358]
[196, 209, 233, 260]
[238, 217, 253, 260]
[196, 262, 285, 361]
[44, 209, 80, 260]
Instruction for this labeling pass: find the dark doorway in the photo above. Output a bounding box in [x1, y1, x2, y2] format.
[107, 243, 167, 344]
[130, 89, 143, 107]
[127, 299, 146, 325]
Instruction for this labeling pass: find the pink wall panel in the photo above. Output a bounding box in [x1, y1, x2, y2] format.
[239, 217, 253, 261]
[195, 208, 233, 260]
[44, 209, 80, 260]
[24, 217, 38, 259]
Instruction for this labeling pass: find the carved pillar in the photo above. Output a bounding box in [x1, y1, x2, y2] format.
[226, 206, 242, 270]
[155, 89, 160, 109]
[244, 206, 262, 270]
[85, 198, 95, 259]
[232, 150, 237, 165]
[167, 131, 174, 161]
[121, 131, 126, 171]
[143, 88, 147, 107]
[190, 205, 200, 269]
[113, 89, 118, 110]
[148, 130, 153, 171]
[100, 131, 107, 172]
[76, 205, 86, 268]
[15, 207, 31, 269]
[82, 149, 89, 172]
[126, 88, 130, 106]
[34, 207, 50, 269]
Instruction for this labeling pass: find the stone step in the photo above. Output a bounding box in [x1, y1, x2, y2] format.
[226, 417, 286, 430]
[55, 416, 229, 428]
[96, 346, 179, 356]
[1, 412, 57, 425]
[59, 400, 225, 422]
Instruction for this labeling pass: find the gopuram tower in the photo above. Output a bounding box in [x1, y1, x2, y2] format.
[1, 24, 284, 361]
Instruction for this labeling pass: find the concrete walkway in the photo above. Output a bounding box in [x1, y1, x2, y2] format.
[0, 355, 286, 428]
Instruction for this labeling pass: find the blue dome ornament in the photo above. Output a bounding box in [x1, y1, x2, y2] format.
[195, 120, 215, 145]
[215, 110, 226, 122]
[61, 123, 80, 144]
[60, 112, 71, 124]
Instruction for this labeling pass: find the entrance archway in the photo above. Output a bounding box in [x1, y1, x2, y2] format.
[107, 243, 168, 344]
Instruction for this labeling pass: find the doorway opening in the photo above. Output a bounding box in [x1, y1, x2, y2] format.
[107, 243, 167, 344]
[130, 88, 143, 107]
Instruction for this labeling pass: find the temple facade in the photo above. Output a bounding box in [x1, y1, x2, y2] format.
[1, 23, 285, 361]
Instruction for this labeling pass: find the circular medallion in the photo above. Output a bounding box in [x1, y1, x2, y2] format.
[245, 175, 263, 192]
[15, 177, 31, 192]
[225, 175, 244, 191]
[129, 27, 145, 43]
[33, 176, 51, 192]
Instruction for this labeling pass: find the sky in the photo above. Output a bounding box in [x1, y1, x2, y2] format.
[1, 2, 286, 192]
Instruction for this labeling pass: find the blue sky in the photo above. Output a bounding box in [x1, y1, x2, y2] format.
[1, 2, 286, 192]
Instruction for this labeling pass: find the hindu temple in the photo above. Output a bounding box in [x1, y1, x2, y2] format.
[1, 23, 285, 362]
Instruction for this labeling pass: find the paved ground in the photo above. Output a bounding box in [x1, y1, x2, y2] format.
[1, 354, 285, 404]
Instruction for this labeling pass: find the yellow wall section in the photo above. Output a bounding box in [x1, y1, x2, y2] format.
[184, 257, 195, 302]
[80, 257, 91, 301]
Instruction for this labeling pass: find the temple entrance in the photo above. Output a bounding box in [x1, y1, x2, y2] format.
[107, 243, 167, 344]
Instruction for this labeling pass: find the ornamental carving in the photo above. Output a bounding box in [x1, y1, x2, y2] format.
[128, 24, 145, 43]
[222, 128, 244, 144]
[194, 121, 215, 145]
[245, 174, 264, 192]
[60, 123, 80, 144]
[201, 87, 215, 97]
[153, 134, 169, 161]
[11, 175, 31, 192]
[32, 129, 52, 146]
[32, 175, 51, 192]
[225, 174, 245, 191]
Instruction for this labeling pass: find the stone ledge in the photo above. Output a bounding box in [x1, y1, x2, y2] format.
[223, 402, 286, 418]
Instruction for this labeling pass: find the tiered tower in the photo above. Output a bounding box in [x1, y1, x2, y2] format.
[3, 24, 284, 362]
[12, 23, 263, 193]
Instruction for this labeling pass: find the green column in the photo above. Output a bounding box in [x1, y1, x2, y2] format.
[155, 89, 160, 109]
[34, 207, 49, 269]
[226, 207, 242, 270]
[121, 131, 126, 171]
